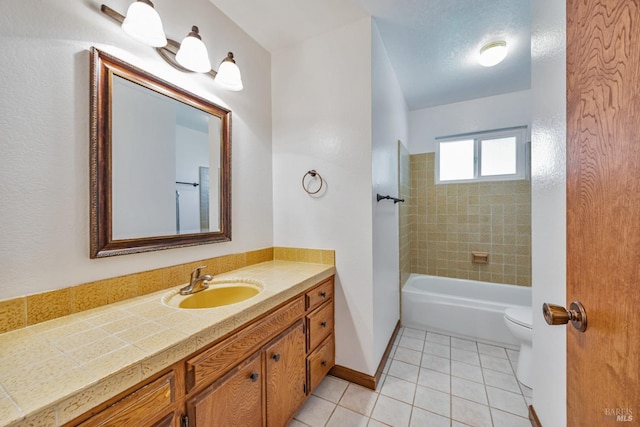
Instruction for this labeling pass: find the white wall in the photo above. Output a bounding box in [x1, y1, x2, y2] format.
[408, 90, 532, 154]
[0, 0, 272, 300]
[531, 1, 566, 425]
[272, 18, 378, 374]
[371, 21, 406, 365]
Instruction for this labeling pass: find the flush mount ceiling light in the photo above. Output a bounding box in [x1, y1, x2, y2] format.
[479, 40, 508, 67]
[101, 3, 244, 91]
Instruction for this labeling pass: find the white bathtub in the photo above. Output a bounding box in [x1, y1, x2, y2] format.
[401, 274, 532, 348]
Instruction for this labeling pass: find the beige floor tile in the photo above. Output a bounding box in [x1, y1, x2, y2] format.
[339, 383, 379, 416]
[388, 360, 419, 383]
[452, 396, 492, 427]
[451, 360, 483, 383]
[409, 407, 449, 427]
[371, 394, 412, 427]
[393, 347, 422, 366]
[450, 337, 478, 351]
[480, 353, 514, 374]
[421, 353, 450, 374]
[380, 375, 416, 404]
[452, 376, 488, 405]
[423, 341, 451, 358]
[451, 347, 481, 366]
[413, 385, 450, 418]
[294, 395, 336, 427]
[477, 343, 508, 359]
[326, 405, 368, 427]
[482, 368, 520, 393]
[486, 386, 528, 418]
[425, 332, 451, 345]
[491, 407, 532, 427]
[312, 375, 349, 403]
[398, 336, 425, 352]
[417, 368, 450, 393]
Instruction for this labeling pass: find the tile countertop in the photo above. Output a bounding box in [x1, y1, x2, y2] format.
[0, 261, 335, 427]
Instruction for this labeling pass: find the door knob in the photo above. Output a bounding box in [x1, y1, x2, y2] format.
[542, 301, 587, 332]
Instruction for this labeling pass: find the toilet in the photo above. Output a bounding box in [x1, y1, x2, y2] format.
[503, 306, 533, 388]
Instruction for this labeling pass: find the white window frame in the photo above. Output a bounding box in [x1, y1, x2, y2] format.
[435, 126, 529, 184]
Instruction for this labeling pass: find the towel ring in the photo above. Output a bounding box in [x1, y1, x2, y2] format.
[302, 170, 324, 195]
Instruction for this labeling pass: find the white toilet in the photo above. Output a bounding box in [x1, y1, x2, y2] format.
[503, 306, 533, 388]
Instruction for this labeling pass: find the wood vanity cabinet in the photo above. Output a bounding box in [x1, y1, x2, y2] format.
[68, 276, 334, 427]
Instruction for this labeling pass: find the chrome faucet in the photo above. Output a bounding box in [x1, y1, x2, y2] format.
[179, 266, 213, 295]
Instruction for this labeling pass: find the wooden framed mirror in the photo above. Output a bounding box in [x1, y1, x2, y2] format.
[90, 47, 231, 258]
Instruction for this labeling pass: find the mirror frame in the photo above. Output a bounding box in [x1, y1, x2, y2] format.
[89, 47, 232, 258]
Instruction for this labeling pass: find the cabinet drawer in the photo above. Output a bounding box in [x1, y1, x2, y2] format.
[307, 335, 335, 393]
[77, 371, 175, 427]
[186, 296, 305, 392]
[306, 301, 334, 352]
[305, 278, 333, 310]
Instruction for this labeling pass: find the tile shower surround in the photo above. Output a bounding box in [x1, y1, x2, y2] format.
[289, 326, 532, 427]
[408, 153, 531, 286]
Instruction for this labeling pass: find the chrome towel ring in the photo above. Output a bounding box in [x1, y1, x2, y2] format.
[302, 170, 324, 195]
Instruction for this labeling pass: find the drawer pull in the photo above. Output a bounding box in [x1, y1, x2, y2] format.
[321, 321, 327, 328]
[321, 360, 327, 367]
[250, 373, 259, 382]
[320, 291, 327, 298]
[272, 353, 281, 362]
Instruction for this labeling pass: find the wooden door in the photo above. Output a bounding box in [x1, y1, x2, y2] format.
[566, 1, 640, 425]
[265, 320, 307, 427]
[186, 352, 263, 427]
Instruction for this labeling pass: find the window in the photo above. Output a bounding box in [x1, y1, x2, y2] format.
[435, 127, 528, 183]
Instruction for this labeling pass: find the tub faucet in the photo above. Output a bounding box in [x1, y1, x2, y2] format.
[179, 266, 213, 295]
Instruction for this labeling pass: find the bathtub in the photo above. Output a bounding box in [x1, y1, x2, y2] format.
[401, 274, 532, 348]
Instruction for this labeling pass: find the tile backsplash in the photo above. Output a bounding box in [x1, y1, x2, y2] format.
[0, 247, 334, 334]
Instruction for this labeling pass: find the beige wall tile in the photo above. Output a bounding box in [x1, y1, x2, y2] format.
[107, 275, 138, 304]
[71, 281, 109, 313]
[409, 153, 531, 286]
[0, 298, 26, 334]
[27, 289, 71, 326]
[137, 269, 164, 295]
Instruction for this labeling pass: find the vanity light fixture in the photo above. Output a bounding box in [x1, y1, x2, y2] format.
[175, 26, 212, 73]
[478, 40, 508, 67]
[100, 2, 244, 91]
[121, 0, 166, 47]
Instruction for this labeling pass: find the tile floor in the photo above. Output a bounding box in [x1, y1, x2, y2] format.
[288, 326, 532, 427]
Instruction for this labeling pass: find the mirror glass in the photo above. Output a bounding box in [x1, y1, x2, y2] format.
[90, 48, 231, 258]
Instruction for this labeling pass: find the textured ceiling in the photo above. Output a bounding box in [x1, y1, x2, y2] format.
[210, 0, 531, 110]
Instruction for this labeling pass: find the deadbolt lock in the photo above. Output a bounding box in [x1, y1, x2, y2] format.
[542, 301, 587, 332]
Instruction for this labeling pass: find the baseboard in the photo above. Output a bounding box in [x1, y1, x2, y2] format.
[529, 405, 542, 427]
[330, 320, 402, 391]
[329, 365, 376, 390]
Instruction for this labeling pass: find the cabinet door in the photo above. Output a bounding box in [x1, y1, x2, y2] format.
[265, 320, 307, 427]
[186, 352, 263, 427]
[77, 371, 175, 427]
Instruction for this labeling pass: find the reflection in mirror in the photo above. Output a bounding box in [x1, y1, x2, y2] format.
[90, 47, 231, 258]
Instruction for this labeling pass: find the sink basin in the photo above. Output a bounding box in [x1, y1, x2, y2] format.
[162, 278, 264, 309]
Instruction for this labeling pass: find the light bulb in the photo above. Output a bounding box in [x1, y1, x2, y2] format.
[215, 52, 243, 91]
[121, 0, 167, 47]
[479, 41, 508, 67]
[175, 26, 212, 73]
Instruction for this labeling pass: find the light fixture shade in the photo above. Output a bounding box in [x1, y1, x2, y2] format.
[175, 26, 212, 73]
[121, 0, 167, 47]
[215, 52, 243, 91]
[479, 41, 508, 67]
